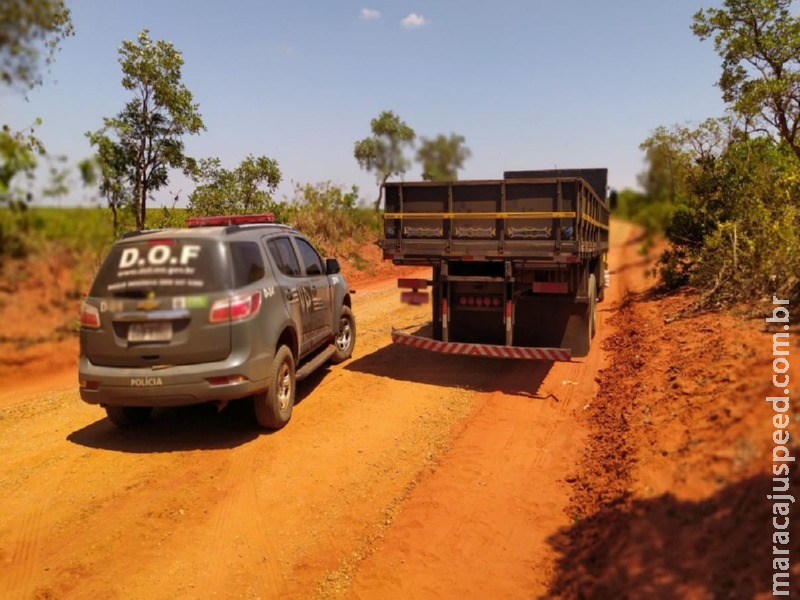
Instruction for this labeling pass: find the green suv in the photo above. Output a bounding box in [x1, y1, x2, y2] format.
[78, 214, 355, 430]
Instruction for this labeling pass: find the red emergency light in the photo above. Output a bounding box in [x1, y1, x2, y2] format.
[186, 213, 276, 227]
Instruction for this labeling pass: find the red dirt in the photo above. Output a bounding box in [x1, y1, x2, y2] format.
[0, 221, 797, 598]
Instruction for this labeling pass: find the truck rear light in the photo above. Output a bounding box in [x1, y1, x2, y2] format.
[210, 292, 262, 323]
[80, 303, 101, 329]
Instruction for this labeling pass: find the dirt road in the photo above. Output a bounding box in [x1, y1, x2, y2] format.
[1, 220, 728, 599]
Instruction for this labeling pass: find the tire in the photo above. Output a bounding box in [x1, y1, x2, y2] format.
[105, 405, 153, 428]
[254, 345, 296, 429]
[562, 274, 596, 358]
[431, 266, 442, 341]
[329, 306, 356, 364]
[596, 257, 606, 303]
[590, 274, 597, 339]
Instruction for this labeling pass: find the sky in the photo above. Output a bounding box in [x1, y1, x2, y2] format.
[3, 0, 728, 207]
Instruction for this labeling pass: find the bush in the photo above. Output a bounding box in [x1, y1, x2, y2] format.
[285, 182, 379, 263]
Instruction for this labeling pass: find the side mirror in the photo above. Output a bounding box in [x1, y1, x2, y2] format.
[325, 258, 341, 275]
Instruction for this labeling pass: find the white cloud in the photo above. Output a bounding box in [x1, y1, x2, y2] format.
[401, 13, 427, 28]
[360, 8, 381, 20]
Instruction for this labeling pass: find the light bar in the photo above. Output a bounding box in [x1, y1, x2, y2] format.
[186, 213, 276, 227]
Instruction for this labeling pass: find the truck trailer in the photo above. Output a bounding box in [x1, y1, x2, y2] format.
[380, 168, 610, 360]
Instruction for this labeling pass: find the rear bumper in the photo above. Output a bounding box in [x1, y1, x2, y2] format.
[391, 331, 571, 361]
[78, 351, 272, 408]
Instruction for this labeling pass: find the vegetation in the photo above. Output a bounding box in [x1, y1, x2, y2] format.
[0, 0, 73, 91]
[88, 29, 204, 230]
[284, 182, 379, 259]
[354, 111, 416, 211]
[416, 133, 471, 181]
[622, 0, 800, 307]
[187, 155, 282, 217]
[0, 0, 73, 256]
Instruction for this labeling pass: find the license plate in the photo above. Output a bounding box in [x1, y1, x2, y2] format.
[128, 321, 172, 342]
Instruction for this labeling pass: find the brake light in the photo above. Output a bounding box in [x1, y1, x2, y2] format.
[209, 292, 262, 323]
[80, 303, 100, 329]
[456, 295, 503, 309]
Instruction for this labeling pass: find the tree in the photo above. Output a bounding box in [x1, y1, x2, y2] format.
[84, 131, 134, 236]
[0, 0, 73, 90]
[354, 111, 415, 210]
[692, 0, 800, 162]
[0, 0, 73, 211]
[98, 29, 204, 230]
[188, 155, 281, 216]
[415, 133, 471, 181]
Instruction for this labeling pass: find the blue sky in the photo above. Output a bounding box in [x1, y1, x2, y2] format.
[4, 0, 727, 207]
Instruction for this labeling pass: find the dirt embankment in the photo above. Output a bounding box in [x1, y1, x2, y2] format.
[0, 220, 797, 599]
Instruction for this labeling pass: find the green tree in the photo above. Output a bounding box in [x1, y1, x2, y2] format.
[354, 111, 415, 210]
[188, 154, 281, 216]
[0, 0, 73, 90]
[692, 0, 800, 161]
[0, 0, 73, 213]
[416, 133, 471, 181]
[97, 29, 204, 230]
[84, 131, 134, 236]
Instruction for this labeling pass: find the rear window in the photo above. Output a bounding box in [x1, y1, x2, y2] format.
[90, 238, 229, 297]
[229, 241, 266, 287]
[266, 237, 301, 277]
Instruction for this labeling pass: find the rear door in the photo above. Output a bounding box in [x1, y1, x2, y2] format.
[83, 235, 233, 367]
[264, 236, 308, 353]
[291, 236, 333, 349]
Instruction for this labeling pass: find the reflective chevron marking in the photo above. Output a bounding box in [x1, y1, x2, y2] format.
[390, 332, 571, 361]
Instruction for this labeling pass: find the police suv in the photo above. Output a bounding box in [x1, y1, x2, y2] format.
[78, 213, 355, 430]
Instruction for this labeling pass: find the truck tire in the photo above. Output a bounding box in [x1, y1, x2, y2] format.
[105, 405, 153, 428]
[563, 274, 596, 358]
[254, 345, 295, 429]
[330, 306, 356, 364]
[431, 266, 442, 341]
[596, 258, 606, 303]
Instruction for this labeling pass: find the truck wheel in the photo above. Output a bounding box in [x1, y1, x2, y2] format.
[329, 306, 356, 364]
[563, 274, 596, 358]
[590, 274, 597, 338]
[105, 405, 153, 427]
[596, 259, 606, 303]
[254, 345, 296, 429]
[431, 266, 442, 341]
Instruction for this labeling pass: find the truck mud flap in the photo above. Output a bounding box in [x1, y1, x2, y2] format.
[391, 331, 571, 361]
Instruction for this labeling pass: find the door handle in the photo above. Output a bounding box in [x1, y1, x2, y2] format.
[285, 289, 298, 301]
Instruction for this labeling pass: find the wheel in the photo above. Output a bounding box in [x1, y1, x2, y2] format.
[431, 266, 442, 341]
[590, 274, 597, 339]
[329, 306, 356, 364]
[105, 405, 153, 428]
[596, 257, 606, 303]
[254, 345, 296, 429]
[562, 274, 596, 358]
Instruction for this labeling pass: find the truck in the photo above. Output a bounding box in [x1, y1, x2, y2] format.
[379, 168, 610, 360]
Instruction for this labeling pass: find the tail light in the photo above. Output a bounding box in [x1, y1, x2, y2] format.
[210, 292, 262, 323]
[80, 302, 100, 329]
[456, 295, 503, 308]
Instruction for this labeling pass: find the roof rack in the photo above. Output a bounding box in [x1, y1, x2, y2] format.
[186, 213, 276, 228]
